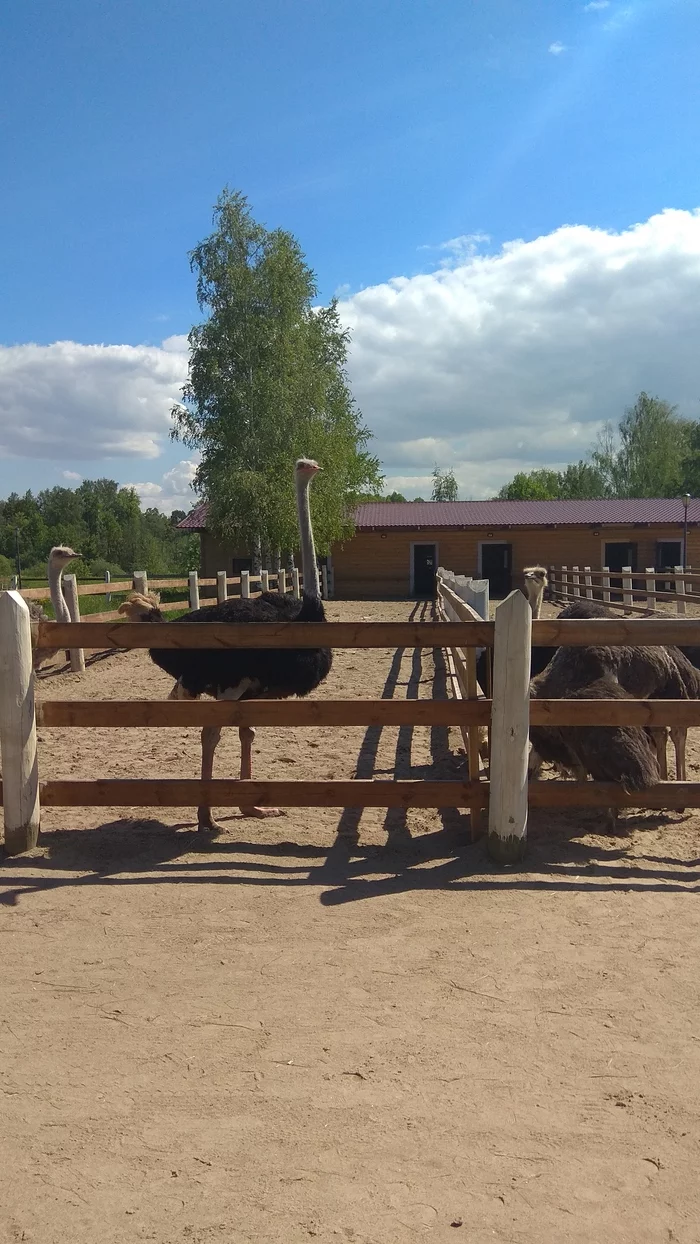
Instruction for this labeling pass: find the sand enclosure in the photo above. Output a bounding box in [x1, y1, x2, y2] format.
[1, 599, 699, 1243]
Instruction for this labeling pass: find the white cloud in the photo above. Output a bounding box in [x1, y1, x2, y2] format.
[62, 469, 82, 481]
[604, 6, 635, 31]
[584, 1, 610, 10]
[0, 338, 189, 460]
[6, 208, 700, 505]
[548, 42, 567, 54]
[339, 208, 700, 498]
[122, 458, 199, 514]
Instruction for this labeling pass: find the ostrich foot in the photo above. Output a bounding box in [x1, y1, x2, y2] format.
[239, 806, 286, 818]
[196, 807, 223, 835]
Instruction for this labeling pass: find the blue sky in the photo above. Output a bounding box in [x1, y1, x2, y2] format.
[2, 0, 700, 506]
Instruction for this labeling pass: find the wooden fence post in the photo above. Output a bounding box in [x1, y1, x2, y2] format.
[572, 566, 581, 598]
[189, 571, 200, 611]
[602, 566, 611, 605]
[133, 570, 148, 597]
[584, 567, 593, 599]
[260, 570, 269, 593]
[278, 568, 287, 596]
[622, 566, 633, 612]
[240, 570, 250, 600]
[321, 564, 329, 600]
[104, 569, 111, 604]
[675, 566, 687, 616]
[0, 591, 40, 853]
[217, 570, 228, 604]
[292, 568, 301, 600]
[561, 566, 568, 600]
[488, 590, 531, 865]
[62, 574, 85, 673]
[645, 568, 656, 612]
[10, 575, 18, 590]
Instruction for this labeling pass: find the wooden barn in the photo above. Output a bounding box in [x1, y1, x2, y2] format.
[178, 497, 700, 599]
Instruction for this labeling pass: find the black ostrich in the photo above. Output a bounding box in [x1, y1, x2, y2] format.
[120, 458, 332, 830]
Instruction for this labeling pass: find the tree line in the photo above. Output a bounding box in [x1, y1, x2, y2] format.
[0, 479, 198, 580]
[498, 394, 699, 500]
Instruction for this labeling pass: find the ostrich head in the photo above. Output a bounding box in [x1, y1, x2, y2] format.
[523, 565, 548, 618]
[295, 458, 321, 481]
[118, 591, 163, 622]
[49, 545, 81, 567]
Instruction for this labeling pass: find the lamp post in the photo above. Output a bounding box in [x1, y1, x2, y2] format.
[682, 494, 691, 570]
[14, 527, 22, 590]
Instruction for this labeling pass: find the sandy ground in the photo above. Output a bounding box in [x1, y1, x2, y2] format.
[1, 599, 700, 1244]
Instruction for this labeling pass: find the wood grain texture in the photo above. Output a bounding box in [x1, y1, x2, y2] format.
[36, 620, 495, 650]
[36, 699, 492, 728]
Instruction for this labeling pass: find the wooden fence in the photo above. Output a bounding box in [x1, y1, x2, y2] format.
[548, 564, 700, 615]
[16, 566, 325, 620]
[3, 587, 700, 866]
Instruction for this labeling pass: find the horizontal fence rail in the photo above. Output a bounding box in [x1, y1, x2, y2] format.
[36, 699, 491, 728]
[33, 617, 700, 650]
[35, 620, 496, 649]
[35, 779, 489, 809]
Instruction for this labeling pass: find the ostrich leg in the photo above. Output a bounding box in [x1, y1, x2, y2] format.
[198, 724, 224, 833]
[671, 726, 687, 781]
[650, 727, 669, 780]
[238, 725, 285, 818]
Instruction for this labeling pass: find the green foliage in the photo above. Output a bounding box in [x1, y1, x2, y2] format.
[498, 469, 562, 500]
[172, 188, 383, 557]
[431, 467, 458, 502]
[384, 491, 408, 502]
[497, 392, 696, 501]
[591, 393, 688, 497]
[0, 479, 193, 574]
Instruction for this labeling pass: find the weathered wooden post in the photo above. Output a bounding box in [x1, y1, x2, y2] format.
[645, 568, 656, 612]
[217, 570, 228, 604]
[561, 566, 568, 601]
[133, 570, 148, 597]
[278, 568, 287, 596]
[189, 570, 200, 611]
[292, 567, 301, 599]
[104, 569, 111, 604]
[240, 570, 250, 600]
[602, 566, 611, 605]
[622, 566, 633, 612]
[488, 590, 531, 865]
[0, 592, 40, 854]
[572, 566, 581, 598]
[62, 573, 85, 673]
[10, 575, 18, 591]
[584, 567, 593, 599]
[260, 570, 269, 593]
[675, 566, 687, 615]
[321, 564, 329, 600]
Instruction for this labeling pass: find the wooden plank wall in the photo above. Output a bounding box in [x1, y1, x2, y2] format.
[331, 526, 700, 599]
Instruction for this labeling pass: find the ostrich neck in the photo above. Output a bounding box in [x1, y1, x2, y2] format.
[48, 561, 71, 623]
[296, 477, 319, 598]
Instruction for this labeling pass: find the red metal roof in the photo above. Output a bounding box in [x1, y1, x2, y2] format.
[178, 497, 700, 532]
[353, 498, 700, 529]
[176, 501, 209, 530]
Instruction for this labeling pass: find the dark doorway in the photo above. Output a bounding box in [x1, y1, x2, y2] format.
[656, 541, 682, 593]
[604, 541, 637, 600]
[232, 557, 253, 576]
[481, 543, 512, 596]
[412, 544, 437, 597]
